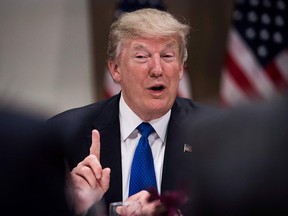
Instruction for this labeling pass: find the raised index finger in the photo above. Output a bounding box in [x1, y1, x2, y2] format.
[89, 129, 100, 160]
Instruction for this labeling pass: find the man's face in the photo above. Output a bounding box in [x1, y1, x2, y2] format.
[109, 36, 184, 121]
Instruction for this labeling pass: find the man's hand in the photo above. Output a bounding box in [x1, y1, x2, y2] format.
[122, 190, 161, 216]
[70, 129, 110, 215]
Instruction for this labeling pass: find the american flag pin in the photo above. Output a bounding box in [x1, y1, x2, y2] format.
[183, 144, 192, 153]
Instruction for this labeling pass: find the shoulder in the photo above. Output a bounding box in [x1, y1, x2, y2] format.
[48, 94, 120, 124]
[173, 97, 222, 117]
[47, 94, 120, 136]
[168, 97, 223, 134]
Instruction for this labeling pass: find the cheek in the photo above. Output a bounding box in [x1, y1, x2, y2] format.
[167, 65, 183, 80]
[125, 64, 147, 80]
[174, 64, 184, 80]
[119, 67, 143, 89]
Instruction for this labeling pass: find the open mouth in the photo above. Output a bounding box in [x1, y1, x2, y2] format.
[149, 85, 165, 91]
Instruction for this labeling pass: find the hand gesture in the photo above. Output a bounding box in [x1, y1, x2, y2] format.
[70, 129, 111, 215]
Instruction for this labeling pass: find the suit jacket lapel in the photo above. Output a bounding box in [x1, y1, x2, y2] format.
[161, 98, 194, 193]
[92, 94, 122, 205]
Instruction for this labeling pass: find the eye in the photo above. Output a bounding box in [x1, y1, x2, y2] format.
[162, 53, 175, 62]
[136, 55, 147, 59]
[163, 54, 173, 58]
[134, 53, 149, 63]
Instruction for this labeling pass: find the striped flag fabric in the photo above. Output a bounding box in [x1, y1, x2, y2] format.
[220, 0, 288, 107]
[104, 0, 192, 99]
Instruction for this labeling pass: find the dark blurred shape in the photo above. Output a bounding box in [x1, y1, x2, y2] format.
[0, 107, 72, 216]
[148, 188, 189, 216]
[186, 94, 288, 215]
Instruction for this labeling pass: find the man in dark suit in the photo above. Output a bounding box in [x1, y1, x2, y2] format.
[48, 8, 220, 215]
[0, 107, 72, 216]
[185, 95, 288, 215]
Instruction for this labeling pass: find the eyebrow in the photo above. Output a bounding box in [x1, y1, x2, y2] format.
[132, 44, 147, 51]
[165, 41, 178, 49]
[131, 41, 178, 51]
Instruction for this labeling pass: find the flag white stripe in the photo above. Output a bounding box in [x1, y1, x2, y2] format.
[221, 68, 251, 106]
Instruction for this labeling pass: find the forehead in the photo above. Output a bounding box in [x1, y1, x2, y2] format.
[125, 36, 180, 51]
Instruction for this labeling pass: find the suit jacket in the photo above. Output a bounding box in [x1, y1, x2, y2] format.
[48, 93, 220, 214]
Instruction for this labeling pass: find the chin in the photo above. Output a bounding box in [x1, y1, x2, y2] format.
[146, 100, 170, 114]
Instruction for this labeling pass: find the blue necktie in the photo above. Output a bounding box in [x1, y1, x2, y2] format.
[129, 122, 158, 196]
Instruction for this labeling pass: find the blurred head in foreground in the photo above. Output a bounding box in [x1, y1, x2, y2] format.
[0, 107, 71, 216]
[186, 95, 288, 215]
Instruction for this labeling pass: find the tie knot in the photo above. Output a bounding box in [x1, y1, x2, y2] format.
[137, 122, 154, 138]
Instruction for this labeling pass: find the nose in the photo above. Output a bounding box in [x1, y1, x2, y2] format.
[149, 55, 163, 78]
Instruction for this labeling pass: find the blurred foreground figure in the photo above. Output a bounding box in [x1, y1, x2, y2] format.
[187, 94, 288, 215]
[0, 108, 71, 216]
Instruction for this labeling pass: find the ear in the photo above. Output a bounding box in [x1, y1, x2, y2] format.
[108, 60, 121, 83]
[179, 64, 184, 80]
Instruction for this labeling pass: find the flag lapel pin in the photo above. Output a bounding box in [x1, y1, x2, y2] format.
[183, 144, 192, 153]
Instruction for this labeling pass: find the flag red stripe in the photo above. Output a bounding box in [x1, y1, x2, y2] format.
[226, 53, 259, 97]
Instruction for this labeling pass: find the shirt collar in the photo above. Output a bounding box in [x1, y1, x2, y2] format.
[119, 94, 171, 142]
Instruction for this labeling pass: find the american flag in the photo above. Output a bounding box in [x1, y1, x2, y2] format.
[104, 0, 192, 99]
[220, 0, 288, 107]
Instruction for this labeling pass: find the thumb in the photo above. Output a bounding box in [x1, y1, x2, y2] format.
[89, 129, 100, 160]
[100, 167, 111, 192]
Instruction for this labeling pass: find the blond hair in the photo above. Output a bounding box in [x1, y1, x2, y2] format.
[107, 8, 190, 63]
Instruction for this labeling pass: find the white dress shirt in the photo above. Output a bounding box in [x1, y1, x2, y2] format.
[119, 95, 171, 201]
